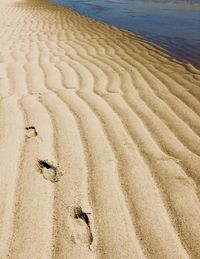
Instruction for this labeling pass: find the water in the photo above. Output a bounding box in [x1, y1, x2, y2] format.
[53, 0, 200, 68]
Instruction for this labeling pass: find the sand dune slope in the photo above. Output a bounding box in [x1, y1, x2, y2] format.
[0, 0, 200, 258]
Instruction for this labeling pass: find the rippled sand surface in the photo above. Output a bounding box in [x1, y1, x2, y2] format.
[0, 1, 200, 258]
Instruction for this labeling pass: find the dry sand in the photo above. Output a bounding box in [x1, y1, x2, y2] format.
[0, 0, 200, 258]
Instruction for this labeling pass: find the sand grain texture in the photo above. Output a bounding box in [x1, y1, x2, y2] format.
[0, 0, 200, 258]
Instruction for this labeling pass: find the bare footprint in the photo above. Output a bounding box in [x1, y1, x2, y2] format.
[37, 160, 62, 183]
[25, 126, 37, 139]
[68, 206, 93, 248]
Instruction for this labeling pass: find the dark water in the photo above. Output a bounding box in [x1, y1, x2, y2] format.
[53, 0, 200, 68]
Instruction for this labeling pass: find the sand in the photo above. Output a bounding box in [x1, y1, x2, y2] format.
[0, 0, 200, 258]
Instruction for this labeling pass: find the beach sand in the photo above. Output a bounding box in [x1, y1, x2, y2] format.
[0, 0, 200, 258]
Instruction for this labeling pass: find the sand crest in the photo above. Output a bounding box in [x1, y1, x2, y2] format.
[0, 0, 200, 258]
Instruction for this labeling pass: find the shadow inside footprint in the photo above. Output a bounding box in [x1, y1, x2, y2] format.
[74, 207, 90, 225]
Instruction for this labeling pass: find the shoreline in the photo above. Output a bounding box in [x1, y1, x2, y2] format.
[0, 0, 200, 258]
[53, 0, 200, 70]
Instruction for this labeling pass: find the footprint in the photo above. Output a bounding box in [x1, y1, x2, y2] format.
[37, 160, 62, 183]
[69, 206, 93, 248]
[25, 126, 37, 139]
